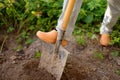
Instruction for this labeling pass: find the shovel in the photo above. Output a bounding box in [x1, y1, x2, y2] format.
[39, 0, 76, 80]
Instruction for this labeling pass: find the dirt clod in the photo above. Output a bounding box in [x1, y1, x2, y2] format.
[116, 58, 120, 66]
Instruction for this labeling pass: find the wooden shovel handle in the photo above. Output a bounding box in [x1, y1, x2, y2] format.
[62, 0, 76, 31]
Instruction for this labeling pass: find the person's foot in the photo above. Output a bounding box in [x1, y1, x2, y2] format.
[100, 34, 110, 46]
[36, 30, 67, 46]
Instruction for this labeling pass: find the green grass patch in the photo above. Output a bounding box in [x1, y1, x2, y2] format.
[115, 69, 120, 76]
[111, 51, 120, 57]
[34, 51, 41, 59]
[93, 50, 104, 60]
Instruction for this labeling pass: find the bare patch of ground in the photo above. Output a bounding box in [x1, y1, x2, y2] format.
[0, 35, 120, 80]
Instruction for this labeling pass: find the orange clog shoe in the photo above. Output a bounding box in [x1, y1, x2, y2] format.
[36, 30, 67, 46]
[100, 34, 110, 46]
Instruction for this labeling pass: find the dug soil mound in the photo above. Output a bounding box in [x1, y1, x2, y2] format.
[0, 36, 120, 80]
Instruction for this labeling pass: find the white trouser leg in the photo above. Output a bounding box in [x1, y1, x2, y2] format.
[100, 0, 120, 34]
[56, 0, 83, 40]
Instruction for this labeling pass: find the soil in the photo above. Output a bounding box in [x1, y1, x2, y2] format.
[0, 34, 120, 80]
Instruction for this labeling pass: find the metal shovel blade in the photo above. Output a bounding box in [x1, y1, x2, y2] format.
[39, 40, 69, 80]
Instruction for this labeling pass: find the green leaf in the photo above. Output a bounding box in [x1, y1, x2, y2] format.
[34, 51, 41, 58]
[84, 14, 93, 23]
[25, 38, 34, 45]
[7, 26, 15, 33]
[91, 34, 97, 40]
[0, 2, 4, 8]
[41, 0, 53, 3]
[94, 51, 104, 60]
[29, 25, 35, 30]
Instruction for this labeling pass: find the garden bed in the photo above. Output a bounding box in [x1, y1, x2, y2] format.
[0, 35, 120, 80]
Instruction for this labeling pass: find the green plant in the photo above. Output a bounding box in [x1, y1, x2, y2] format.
[73, 27, 86, 46]
[110, 23, 120, 46]
[115, 69, 120, 76]
[16, 45, 23, 52]
[111, 51, 120, 57]
[7, 26, 15, 33]
[34, 51, 41, 58]
[0, 0, 63, 45]
[77, 0, 107, 24]
[1, 0, 120, 47]
[94, 50, 104, 60]
[25, 38, 34, 45]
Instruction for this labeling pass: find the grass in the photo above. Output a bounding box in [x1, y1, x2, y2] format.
[111, 51, 120, 57]
[115, 69, 120, 76]
[34, 51, 41, 58]
[93, 50, 104, 60]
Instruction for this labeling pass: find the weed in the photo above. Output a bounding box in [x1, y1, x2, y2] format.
[16, 45, 23, 52]
[115, 69, 120, 76]
[73, 27, 86, 46]
[34, 51, 41, 59]
[111, 51, 120, 57]
[93, 50, 104, 60]
[75, 35, 86, 46]
[7, 26, 15, 33]
[25, 38, 34, 45]
[110, 24, 120, 46]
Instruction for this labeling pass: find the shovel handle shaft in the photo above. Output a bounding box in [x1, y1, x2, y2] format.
[62, 0, 76, 31]
[53, 0, 76, 56]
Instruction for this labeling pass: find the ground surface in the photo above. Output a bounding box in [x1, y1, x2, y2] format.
[0, 35, 120, 80]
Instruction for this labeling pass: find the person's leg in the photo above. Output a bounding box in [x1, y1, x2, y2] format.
[37, 0, 83, 46]
[56, 0, 83, 41]
[100, 0, 120, 46]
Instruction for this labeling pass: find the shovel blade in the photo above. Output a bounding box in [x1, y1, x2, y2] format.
[39, 41, 69, 80]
